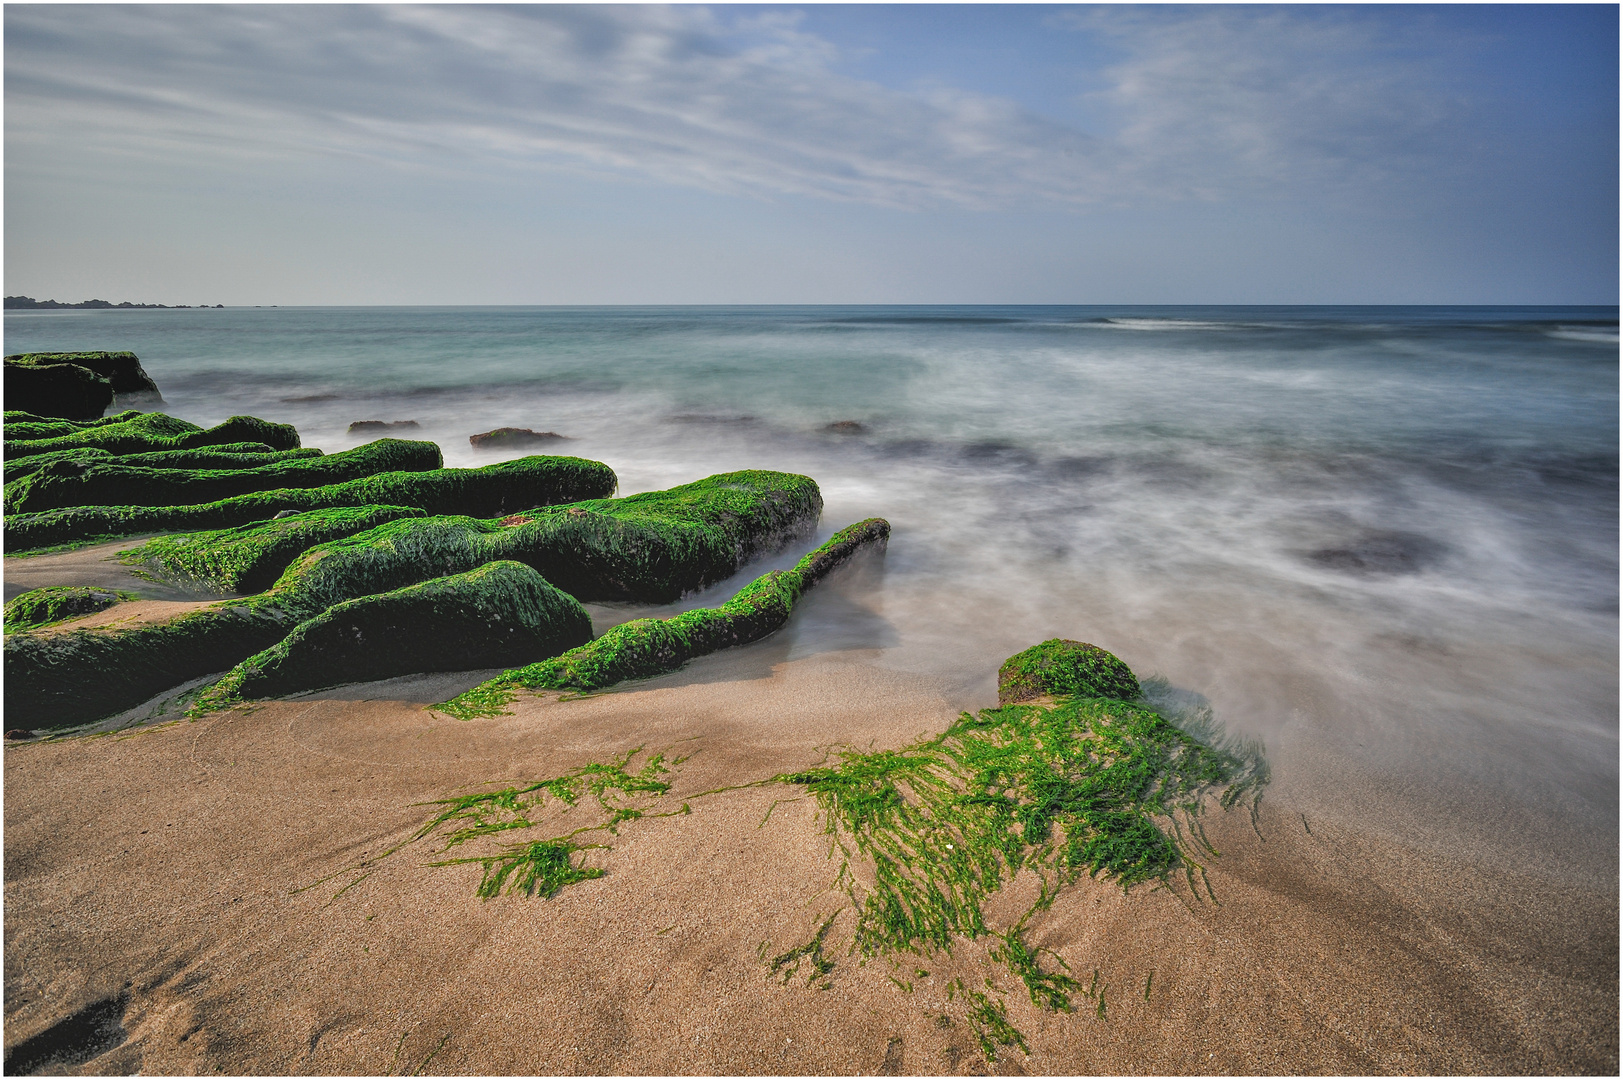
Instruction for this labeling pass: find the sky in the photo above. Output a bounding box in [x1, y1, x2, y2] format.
[4, 3, 1618, 306]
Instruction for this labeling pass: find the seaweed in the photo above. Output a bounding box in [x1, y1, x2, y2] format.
[2, 443, 310, 484]
[4, 438, 441, 515]
[997, 638, 1141, 704]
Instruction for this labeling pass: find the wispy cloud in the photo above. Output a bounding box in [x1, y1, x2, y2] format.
[4, 4, 1484, 210]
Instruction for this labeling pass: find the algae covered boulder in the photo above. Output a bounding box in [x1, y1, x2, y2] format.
[3, 586, 136, 633]
[996, 639, 1141, 704]
[4, 454, 618, 552]
[193, 560, 594, 709]
[1, 443, 311, 484]
[5, 351, 161, 398]
[3, 412, 300, 459]
[2, 360, 113, 420]
[470, 427, 567, 449]
[3, 437, 442, 515]
[129, 505, 430, 595]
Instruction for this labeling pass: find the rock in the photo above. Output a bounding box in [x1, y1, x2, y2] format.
[469, 427, 568, 449]
[3, 586, 134, 633]
[193, 561, 595, 709]
[3, 438, 444, 516]
[348, 420, 421, 434]
[4, 413, 301, 460]
[6, 351, 162, 403]
[824, 420, 866, 434]
[3, 454, 618, 552]
[5, 730, 35, 741]
[997, 639, 1141, 705]
[2, 360, 113, 420]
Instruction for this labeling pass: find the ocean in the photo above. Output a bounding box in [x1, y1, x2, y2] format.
[5, 304, 1617, 884]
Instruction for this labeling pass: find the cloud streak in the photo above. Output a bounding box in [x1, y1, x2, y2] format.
[0, 4, 1508, 211]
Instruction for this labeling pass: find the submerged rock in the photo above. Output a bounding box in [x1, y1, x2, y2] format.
[469, 427, 568, 449]
[194, 561, 594, 710]
[823, 420, 866, 434]
[3, 438, 441, 516]
[997, 639, 1141, 704]
[349, 420, 421, 434]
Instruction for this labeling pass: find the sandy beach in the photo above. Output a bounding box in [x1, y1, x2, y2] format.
[5, 619, 1616, 1075]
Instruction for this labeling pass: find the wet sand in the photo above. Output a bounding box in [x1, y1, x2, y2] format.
[5, 650, 1617, 1075]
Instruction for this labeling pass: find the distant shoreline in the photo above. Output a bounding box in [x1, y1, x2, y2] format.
[3, 296, 224, 310]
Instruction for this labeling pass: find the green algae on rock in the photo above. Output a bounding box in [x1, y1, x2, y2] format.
[126, 505, 431, 596]
[3, 437, 442, 515]
[3, 409, 159, 441]
[437, 517, 888, 718]
[3, 586, 139, 634]
[2, 360, 114, 420]
[4, 351, 161, 398]
[191, 561, 594, 712]
[4, 454, 618, 552]
[996, 638, 1141, 705]
[1, 443, 312, 484]
[3, 412, 300, 460]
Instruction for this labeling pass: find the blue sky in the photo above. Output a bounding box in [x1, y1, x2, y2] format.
[4, 3, 1617, 305]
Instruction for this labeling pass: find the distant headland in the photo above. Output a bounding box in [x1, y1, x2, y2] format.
[4, 296, 224, 309]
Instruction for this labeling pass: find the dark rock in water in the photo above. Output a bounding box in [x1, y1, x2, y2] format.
[5, 729, 35, 741]
[1307, 531, 1446, 575]
[998, 639, 1141, 705]
[2, 360, 113, 420]
[469, 427, 568, 449]
[6, 351, 163, 408]
[824, 420, 866, 434]
[348, 419, 421, 434]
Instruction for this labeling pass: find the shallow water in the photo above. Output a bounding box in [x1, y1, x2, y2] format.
[6, 304, 1617, 878]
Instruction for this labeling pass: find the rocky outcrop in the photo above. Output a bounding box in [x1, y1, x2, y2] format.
[996, 639, 1141, 705]
[5, 351, 163, 405]
[4, 413, 301, 459]
[349, 420, 420, 434]
[470, 427, 567, 449]
[2, 360, 113, 420]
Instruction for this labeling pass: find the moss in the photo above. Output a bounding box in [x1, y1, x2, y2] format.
[4, 438, 440, 515]
[3, 412, 299, 460]
[125, 505, 429, 595]
[3, 586, 139, 633]
[436, 516, 886, 718]
[4, 409, 154, 441]
[191, 561, 593, 710]
[1, 443, 310, 484]
[996, 639, 1141, 705]
[4, 455, 618, 551]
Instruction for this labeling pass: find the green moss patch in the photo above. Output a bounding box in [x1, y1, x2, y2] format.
[191, 560, 593, 711]
[436, 516, 887, 718]
[4, 438, 441, 515]
[2, 443, 310, 484]
[997, 638, 1141, 705]
[3, 586, 139, 633]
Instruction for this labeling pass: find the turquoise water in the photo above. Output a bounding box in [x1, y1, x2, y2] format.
[5, 305, 1617, 869]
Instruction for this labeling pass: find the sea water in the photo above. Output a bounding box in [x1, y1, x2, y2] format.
[5, 305, 1617, 878]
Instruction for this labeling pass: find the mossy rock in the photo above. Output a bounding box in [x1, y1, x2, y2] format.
[4, 352, 160, 397]
[3, 409, 158, 441]
[442, 517, 888, 714]
[128, 505, 430, 595]
[3, 586, 138, 634]
[3, 437, 441, 515]
[3, 412, 300, 460]
[996, 639, 1141, 705]
[4, 455, 618, 552]
[1, 443, 312, 484]
[193, 561, 593, 709]
[2, 361, 113, 420]
[5, 469, 808, 727]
